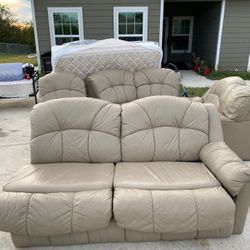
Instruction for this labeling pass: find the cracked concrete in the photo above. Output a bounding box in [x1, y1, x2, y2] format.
[0, 98, 250, 250]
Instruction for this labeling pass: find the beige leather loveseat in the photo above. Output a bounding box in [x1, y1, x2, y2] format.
[195, 77, 250, 160]
[39, 70, 250, 161]
[38, 68, 180, 103]
[0, 96, 250, 247]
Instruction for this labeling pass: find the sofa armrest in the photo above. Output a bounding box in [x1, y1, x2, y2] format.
[200, 142, 250, 197]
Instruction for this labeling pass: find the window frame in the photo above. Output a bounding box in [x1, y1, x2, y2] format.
[113, 6, 148, 42]
[171, 16, 194, 54]
[48, 7, 84, 46]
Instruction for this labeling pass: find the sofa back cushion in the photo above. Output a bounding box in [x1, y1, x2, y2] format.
[85, 69, 136, 104]
[121, 96, 223, 162]
[203, 76, 250, 122]
[134, 68, 180, 98]
[30, 98, 121, 164]
[39, 72, 86, 102]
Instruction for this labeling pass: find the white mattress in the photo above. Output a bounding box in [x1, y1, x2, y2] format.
[52, 39, 162, 79]
[0, 79, 33, 98]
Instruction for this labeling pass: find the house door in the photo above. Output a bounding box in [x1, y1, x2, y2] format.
[163, 16, 194, 65]
[171, 16, 194, 54]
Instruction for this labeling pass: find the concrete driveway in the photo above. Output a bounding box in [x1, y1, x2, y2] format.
[180, 70, 250, 88]
[180, 70, 214, 88]
[0, 98, 250, 250]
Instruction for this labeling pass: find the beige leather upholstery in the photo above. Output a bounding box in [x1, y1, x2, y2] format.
[233, 181, 250, 233]
[114, 162, 234, 233]
[200, 142, 250, 197]
[11, 219, 234, 247]
[203, 76, 250, 122]
[0, 96, 250, 248]
[121, 96, 222, 162]
[195, 76, 250, 160]
[39, 72, 86, 102]
[85, 69, 136, 104]
[4, 163, 114, 193]
[0, 163, 114, 236]
[134, 68, 180, 98]
[30, 98, 121, 164]
[39, 68, 180, 104]
[221, 116, 250, 160]
[114, 162, 220, 190]
[11, 220, 233, 247]
[85, 68, 180, 104]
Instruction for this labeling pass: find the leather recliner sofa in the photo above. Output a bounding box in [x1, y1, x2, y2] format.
[0, 96, 250, 247]
[39, 71, 250, 161]
[38, 68, 180, 103]
[194, 77, 250, 160]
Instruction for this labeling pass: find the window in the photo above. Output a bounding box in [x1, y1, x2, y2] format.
[171, 16, 193, 53]
[48, 7, 84, 46]
[113, 7, 148, 42]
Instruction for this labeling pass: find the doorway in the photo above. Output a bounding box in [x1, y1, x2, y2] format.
[162, 1, 221, 70]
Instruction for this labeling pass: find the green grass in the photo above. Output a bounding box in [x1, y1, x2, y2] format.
[0, 54, 37, 65]
[180, 87, 208, 97]
[207, 70, 250, 80]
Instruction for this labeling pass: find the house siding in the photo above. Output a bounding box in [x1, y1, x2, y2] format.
[219, 0, 250, 71]
[33, 0, 161, 55]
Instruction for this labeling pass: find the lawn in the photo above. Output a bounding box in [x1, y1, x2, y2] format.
[0, 54, 37, 65]
[180, 87, 208, 97]
[207, 70, 250, 80]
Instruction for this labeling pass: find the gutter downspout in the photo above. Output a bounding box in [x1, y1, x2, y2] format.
[159, 0, 164, 48]
[215, 0, 226, 71]
[30, 0, 41, 70]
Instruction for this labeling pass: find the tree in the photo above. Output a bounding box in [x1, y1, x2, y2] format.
[0, 3, 17, 24]
[0, 3, 34, 45]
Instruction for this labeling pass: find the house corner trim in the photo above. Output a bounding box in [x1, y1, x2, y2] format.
[30, 0, 41, 69]
[215, 0, 226, 71]
[159, 0, 164, 48]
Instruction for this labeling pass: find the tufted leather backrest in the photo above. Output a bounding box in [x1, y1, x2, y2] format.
[203, 77, 250, 122]
[39, 72, 87, 102]
[30, 98, 121, 164]
[121, 96, 223, 162]
[134, 68, 180, 98]
[85, 68, 180, 104]
[85, 69, 136, 104]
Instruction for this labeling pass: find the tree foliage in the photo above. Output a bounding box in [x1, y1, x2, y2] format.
[0, 3, 34, 45]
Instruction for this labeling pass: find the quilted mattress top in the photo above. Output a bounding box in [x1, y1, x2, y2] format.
[52, 39, 162, 79]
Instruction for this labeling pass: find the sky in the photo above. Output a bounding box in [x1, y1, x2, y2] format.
[1, 0, 32, 22]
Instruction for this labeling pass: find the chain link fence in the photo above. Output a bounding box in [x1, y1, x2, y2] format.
[0, 43, 35, 55]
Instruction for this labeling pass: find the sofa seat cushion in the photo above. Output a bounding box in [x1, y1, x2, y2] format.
[115, 162, 220, 190]
[4, 163, 114, 193]
[114, 162, 235, 234]
[0, 163, 114, 236]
